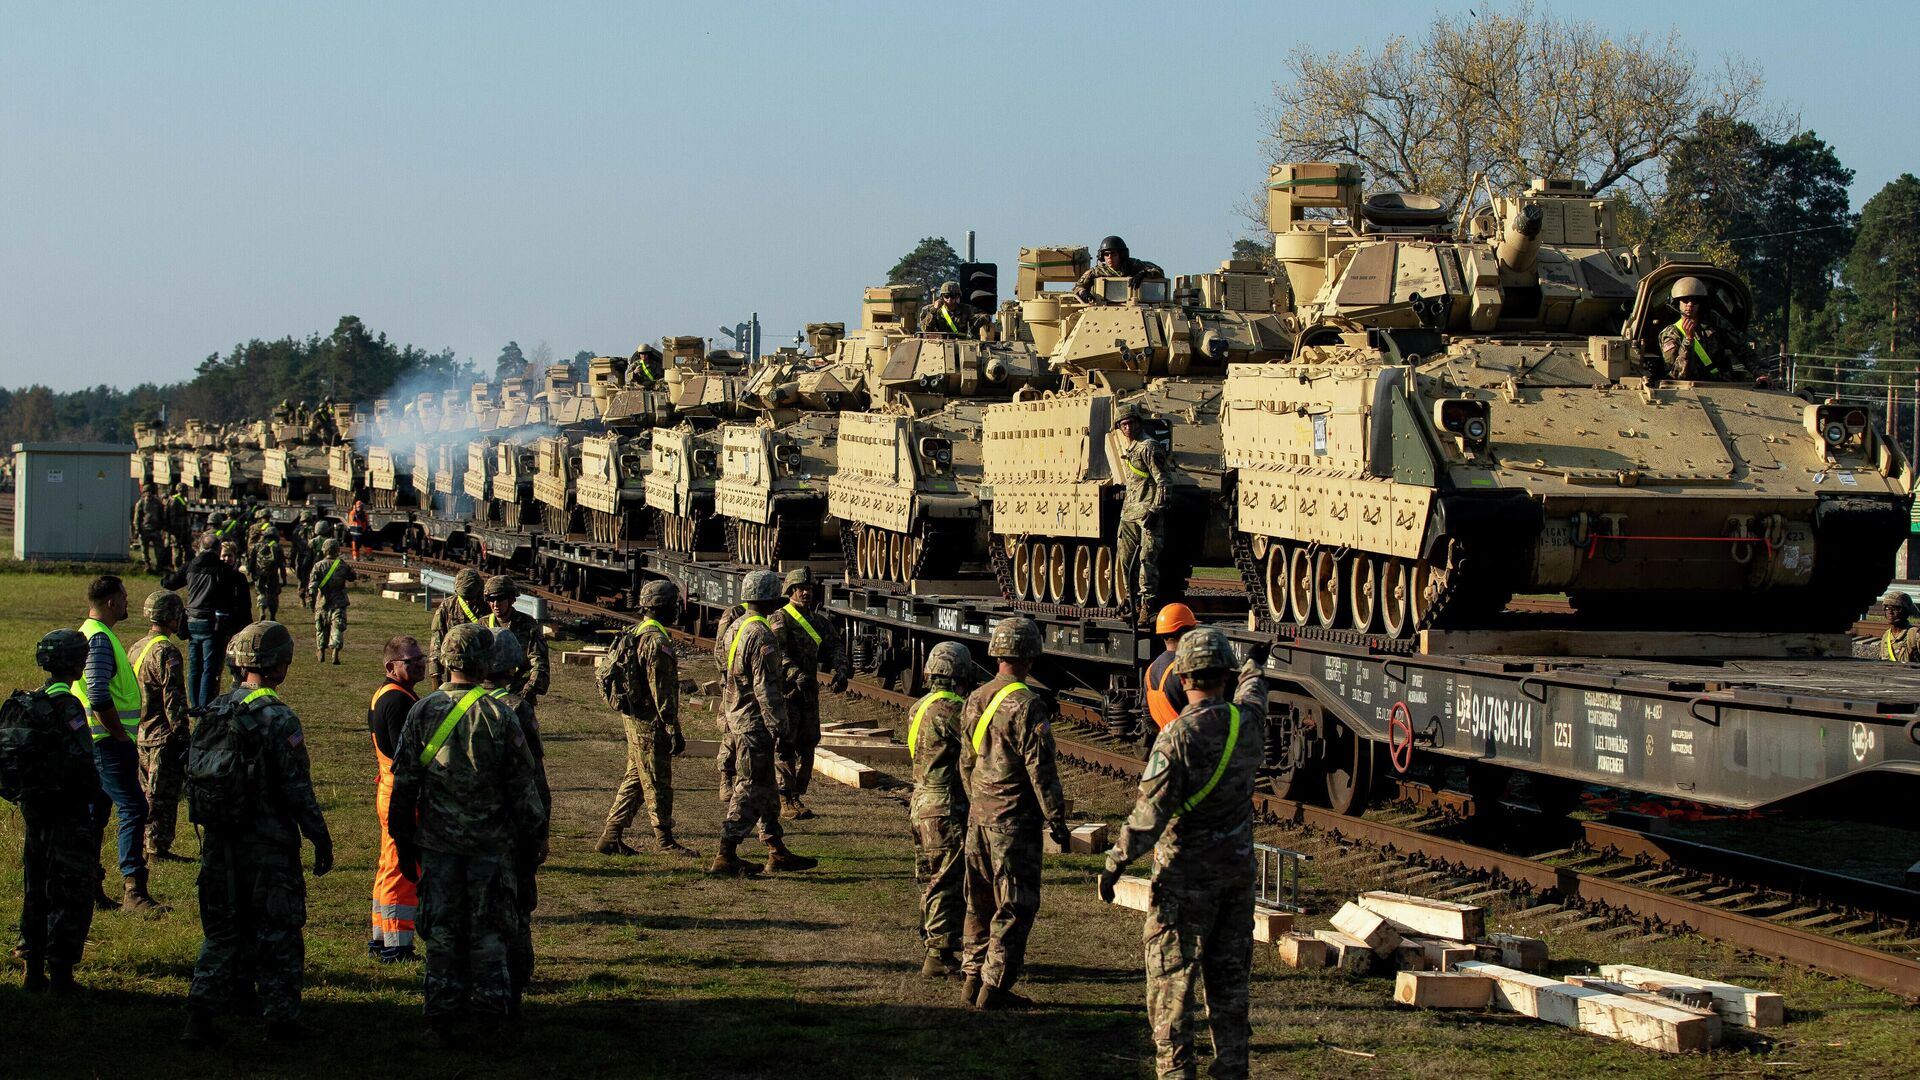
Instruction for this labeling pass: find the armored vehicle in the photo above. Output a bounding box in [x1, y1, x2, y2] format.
[432, 441, 471, 515]
[463, 435, 496, 517]
[366, 446, 412, 509]
[577, 432, 650, 543]
[979, 250, 1292, 608]
[209, 439, 264, 502]
[530, 435, 578, 536]
[1222, 163, 1913, 635]
[327, 444, 364, 507]
[646, 426, 723, 555]
[491, 437, 539, 527]
[411, 440, 436, 509]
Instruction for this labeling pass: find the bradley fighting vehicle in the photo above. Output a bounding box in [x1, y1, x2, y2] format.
[979, 246, 1292, 608]
[527, 366, 603, 537]
[1222, 162, 1912, 636]
[644, 338, 755, 555]
[261, 407, 332, 505]
[830, 287, 1055, 585]
[209, 425, 266, 502]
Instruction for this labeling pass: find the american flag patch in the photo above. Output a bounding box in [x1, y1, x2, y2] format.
[287, 732, 304, 748]
[68, 718, 85, 731]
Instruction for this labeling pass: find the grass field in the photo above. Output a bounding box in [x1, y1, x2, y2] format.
[0, 562, 1914, 1078]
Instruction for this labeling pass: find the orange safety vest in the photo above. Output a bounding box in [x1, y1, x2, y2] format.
[369, 681, 418, 948]
[1145, 650, 1182, 731]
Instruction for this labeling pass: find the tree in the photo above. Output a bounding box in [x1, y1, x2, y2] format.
[1230, 238, 1273, 270]
[495, 341, 527, 382]
[886, 237, 961, 298]
[1832, 175, 1920, 358]
[1261, 1, 1770, 211]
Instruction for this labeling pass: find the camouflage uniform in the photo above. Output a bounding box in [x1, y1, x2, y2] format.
[770, 599, 849, 805]
[289, 526, 314, 608]
[485, 608, 549, 718]
[918, 299, 980, 336]
[389, 676, 548, 1020]
[1881, 625, 1920, 663]
[1104, 661, 1268, 1080]
[602, 619, 682, 841]
[719, 613, 790, 844]
[129, 629, 191, 858]
[167, 492, 193, 568]
[247, 533, 286, 621]
[308, 554, 354, 656]
[132, 493, 167, 572]
[909, 686, 970, 958]
[15, 679, 104, 976]
[426, 582, 488, 687]
[1071, 257, 1166, 303]
[1657, 313, 1751, 381]
[188, 685, 331, 1023]
[484, 630, 550, 1013]
[1116, 429, 1172, 616]
[958, 674, 1068, 995]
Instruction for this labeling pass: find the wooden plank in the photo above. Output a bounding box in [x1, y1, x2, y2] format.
[1395, 936, 1477, 972]
[1276, 932, 1327, 969]
[1331, 901, 1402, 957]
[1358, 890, 1486, 941]
[1419, 629, 1852, 659]
[1598, 964, 1785, 1029]
[1394, 971, 1494, 1009]
[1565, 977, 1724, 1047]
[811, 747, 878, 790]
[1313, 929, 1376, 974]
[1043, 822, 1110, 855]
[1109, 875, 1152, 913]
[1457, 962, 1713, 1053]
[1251, 907, 1295, 944]
[1476, 933, 1549, 973]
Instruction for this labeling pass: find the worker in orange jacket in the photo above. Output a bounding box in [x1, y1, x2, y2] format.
[368, 635, 427, 961]
[347, 501, 371, 559]
[1142, 604, 1198, 734]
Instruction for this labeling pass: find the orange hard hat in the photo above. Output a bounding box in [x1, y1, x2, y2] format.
[1155, 603, 1198, 636]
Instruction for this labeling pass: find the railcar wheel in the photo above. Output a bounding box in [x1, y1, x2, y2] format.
[1047, 542, 1067, 604]
[1071, 544, 1093, 606]
[1322, 720, 1374, 816]
[1286, 547, 1314, 624]
[1094, 545, 1115, 608]
[1348, 555, 1380, 633]
[1379, 558, 1412, 638]
[1263, 545, 1290, 622]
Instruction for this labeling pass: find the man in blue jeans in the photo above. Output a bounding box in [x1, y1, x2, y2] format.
[78, 574, 170, 914]
[174, 533, 226, 708]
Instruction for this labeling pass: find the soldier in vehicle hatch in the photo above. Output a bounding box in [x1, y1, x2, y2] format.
[1657, 276, 1754, 382]
[919, 282, 983, 337]
[1072, 235, 1164, 304]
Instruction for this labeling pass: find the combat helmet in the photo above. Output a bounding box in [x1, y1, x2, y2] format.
[1885, 592, 1916, 616]
[924, 641, 983, 682]
[939, 281, 960, 299]
[313, 520, 335, 538]
[742, 570, 782, 603]
[987, 616, 1042, 661]
[143, 589, 185, 626]
[1670, 276, 1711, 303]
[1098, 235, 1129, 258]
[637, 579, 680, 614]
[321, 538, 340, 556]
[782, 567, 815, 593]
[228, 621, 295, 672]
[454, 567, 484, 601]
[440, 623, 494, 675]
[489, 628, 525, 678]
[484, 574, 519, 601]
[1112, 403, 1145, 429]
[1172, 626, 1236, 675]
[36, 629, 88, 674]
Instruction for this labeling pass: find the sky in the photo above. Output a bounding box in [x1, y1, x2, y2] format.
[3, 0, 1913, 393]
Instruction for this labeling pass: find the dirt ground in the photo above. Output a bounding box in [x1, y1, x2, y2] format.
[1, 572, 1914, 1078]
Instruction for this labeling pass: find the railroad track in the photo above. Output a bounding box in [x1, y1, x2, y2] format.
[352, 548, 1920, 997]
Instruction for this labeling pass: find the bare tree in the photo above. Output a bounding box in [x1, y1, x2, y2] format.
[1261, 2, 1774, 211]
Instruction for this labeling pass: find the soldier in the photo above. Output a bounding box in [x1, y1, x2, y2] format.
[711, 570, 818, 876]
[908, 641, 988, 978]
[247, 521, 287, 621]
[388, 624, 548, 1045]
[770, 567, 850, 821]
[485, 629, 549, 1014]
[627, 343, 665, 386]
[1113, 403, 1172, 624]
[919, 281, 981, 337]
[958, 616, 1070, 1010]
[290, 511, 317, 609]
[309, 537, 355, 665]
[1881, 593, 1920, 663]
[292, 400, 308, 427]
[369, 635, 426, 962]
[1071, 235, 1165, 303]
[132, 484, 167, 573]
[167, 484, 193, 569]
[78, 574, 169, 913]
[5, 630, 106, 993]
[1657, 276, 1754, 382]
[427, 568, 488, 687]
[597, 580, 694, 856]
[180, 621, 334, 1045]
[130, 590, 194, 863]
[1095, 628, 1268, 1080]
[482, 575, 550, 725]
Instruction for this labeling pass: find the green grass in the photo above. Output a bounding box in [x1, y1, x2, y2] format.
[0, 566, 1914, 1077]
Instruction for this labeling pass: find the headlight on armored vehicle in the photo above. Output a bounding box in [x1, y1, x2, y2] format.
[1433, 398, 1492, 451]
[1807, 404, 1872, 456]
[773, 443, 801, 473]
[918, 436, 953, 474]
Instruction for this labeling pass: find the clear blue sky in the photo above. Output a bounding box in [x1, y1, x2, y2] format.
[2, 0, 1910, 393]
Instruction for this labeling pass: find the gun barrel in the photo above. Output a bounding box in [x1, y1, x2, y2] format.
[1497, 204, 1544, 275]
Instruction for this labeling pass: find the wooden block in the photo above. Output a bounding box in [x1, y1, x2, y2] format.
[1402, 936, 1478, 971]
[380, 589, 418, 601]
[559, 649, 602, 667]
[1251, 907, 1295, 944]
[1109, 875, 1151, 912]
[1394, 970, 1494, 1009]
[385, 571, 418, 584]
[1458, 962, 1714, 1053]
[1476, 933, 1548, 973]
[1598, 964, 1785, 1029]
[810, 747, 878, 789]
[1043, 822, 1109, 855]
[1313, 929, 1376, 974]
[1565, 977, 1724, 1046]
[1331, 901, 1403, 957]
[1359, 890, 1487, 942]
[1276, 932, 1327, 969]
[1392, 940, 1435, 971]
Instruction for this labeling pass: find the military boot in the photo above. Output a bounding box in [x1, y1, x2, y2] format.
[782, 795, 814, 821]
[331, 647, 343, 665]
[960, 975, 982, 1006]
[975, 984, 1034, 1011]
[122, 871, 170, 915]
[763, 839, 817, 873]
[22, 955, 46, 993]
[706, 838, 758, 876]
[920, 950, 961, 979]
[92, 872, 118, 912]
[179, 1007, 216, 1046]
[654, 829, 698, 857]
[47, 963, 76, 995]
[316, 645, 327, 663]
[594, 827, 638, 857]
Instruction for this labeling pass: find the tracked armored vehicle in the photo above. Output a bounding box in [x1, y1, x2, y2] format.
[1223, 163, 1913, 636]
[577, 431, 650, 543]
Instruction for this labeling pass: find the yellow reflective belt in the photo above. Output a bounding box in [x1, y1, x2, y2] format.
[1123, 445, 1149, 478]
[636, 357, 655, 381]
[242, 687, 279, 706]
[1886, 630, 1898, 662]
[781, 603, 821, 646]
[133, 634, 179, 679]
[421, 687, 487, 766]
[940, 307, 961, 335]
[634, 617, 666, 639]
[727, 615, 770, 676]
[908, 690, 962, 761]
[1177, 705, 1241, 815]
[459, 597, 480, 623]
[970, 681, 1028, 754]
[318, 559, 342, 589]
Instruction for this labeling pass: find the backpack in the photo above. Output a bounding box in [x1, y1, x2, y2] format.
[186, 691, 269, 827]
[598, 628, 649, 717]
[0, 690, 89, 804]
